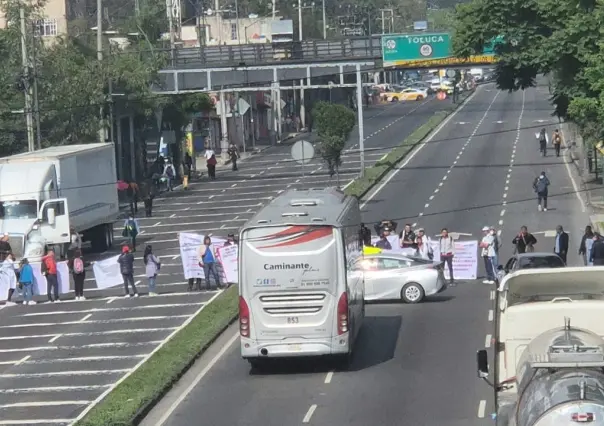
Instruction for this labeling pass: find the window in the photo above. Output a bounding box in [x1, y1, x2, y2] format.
[518, 256, 565, 269]
[230, 23, 237, 40]
[35, 19, 58, 37]
[504, 257, 516, 272]
[379, 258, 410, 269]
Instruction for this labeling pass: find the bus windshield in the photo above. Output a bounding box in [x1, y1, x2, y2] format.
[0, 200, 38, 219]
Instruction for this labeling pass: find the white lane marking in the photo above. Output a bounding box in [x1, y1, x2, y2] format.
[560, 128, 587, 212]
[429, 195, 434, 200]
[0, 401, 91, 408]
[231, 183, 237, 187]
[106, 297, 117, 304]
[170, 214, 176, 218]
[19, 303, 203, 317]
[497, 230, 502, 236]
[443, 175, 447, 181]
[488, 310, 494, 322]
[325, 371, 334, 384]
[490, 290, 495, 300]
[48, 334, 62, 343]
[500, 209, 505, 216]
[303, 404, 318, 423]
[23, 355, 147, 364]
[15, 355, 30, 366]
[208, 195, 214, 199]
[79, 314, 92, 323]
[0, 420, 76, 425]
[478, 400, 487, 418]
[72, 292, 225, 423]
[0, 385, 111, 394]
[172, 254, 180, 260]
[498, 220, 503, 226]
[438, 182, 443, 187]
[152, 332, 239, 426]
[152, 222, 161, 227]
[0, 370, 130, 378]
[412, 222, 417, 227]
[0, 328, 178, 341]
[485, 334, 492, 348]
[360, 90, 480, 209]
[424, 203, 430, 208]
[0, 341, 164, 354]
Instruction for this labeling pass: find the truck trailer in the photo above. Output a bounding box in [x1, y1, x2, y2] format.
[0, 143, 119, 261]
[477, 267, 604, 425]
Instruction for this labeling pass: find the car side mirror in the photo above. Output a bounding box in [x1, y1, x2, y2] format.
[477, 349, 489, 378]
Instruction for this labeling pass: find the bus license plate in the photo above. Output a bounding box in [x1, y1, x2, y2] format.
[289, 344, 302, 352]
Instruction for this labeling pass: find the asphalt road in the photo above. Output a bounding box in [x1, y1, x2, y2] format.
[0, 95, 456, 425]
[139, 82, 589, 426]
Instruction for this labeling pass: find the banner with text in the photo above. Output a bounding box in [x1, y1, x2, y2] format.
[93, 255, 124, 289]
[179, 232, 229, 281]
[216, 245, 238, 284]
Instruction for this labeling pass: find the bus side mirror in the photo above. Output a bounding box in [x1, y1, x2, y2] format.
[47, 208, 56, 226]
[477, 349, 489, 378]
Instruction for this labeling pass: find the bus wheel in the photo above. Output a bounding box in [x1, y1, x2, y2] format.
[334, 352, 353, 371]
[248, 358, 265, 373]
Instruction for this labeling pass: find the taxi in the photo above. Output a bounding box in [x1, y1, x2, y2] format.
[383, 88, 428, 103]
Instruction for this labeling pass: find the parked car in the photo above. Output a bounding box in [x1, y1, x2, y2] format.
[354, 253, 446, 303]
[383, 88, 428, 102]
[499, 252, 565, 279]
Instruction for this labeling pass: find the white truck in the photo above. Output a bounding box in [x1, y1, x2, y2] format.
[0, 143, 119, 262]
[477, 267, 604, 425]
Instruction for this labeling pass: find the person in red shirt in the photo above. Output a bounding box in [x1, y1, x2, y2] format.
[42, 249, 60, 303]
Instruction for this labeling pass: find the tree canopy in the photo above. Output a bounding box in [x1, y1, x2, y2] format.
[0, 0, 211, 157]
[451, 0, 604, 142]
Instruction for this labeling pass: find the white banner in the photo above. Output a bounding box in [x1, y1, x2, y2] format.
[369, 236, 478, 281]
[31, 261, 71, 296]
[0, 271, 12, 301]
[93, 255, 124, 289]
[179, 232, 227, 280]
[216, 245, 238, 283]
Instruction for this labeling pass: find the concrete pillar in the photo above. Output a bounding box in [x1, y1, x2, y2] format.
[219, 91, 229, 160]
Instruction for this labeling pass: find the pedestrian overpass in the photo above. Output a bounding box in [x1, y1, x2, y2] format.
[154, 32, 496, 94]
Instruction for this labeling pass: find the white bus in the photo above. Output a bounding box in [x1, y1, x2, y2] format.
[238, 188, 365, 368]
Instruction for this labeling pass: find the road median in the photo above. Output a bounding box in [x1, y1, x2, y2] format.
[75, 286, 239, 426]
[345, 91, 475, 199]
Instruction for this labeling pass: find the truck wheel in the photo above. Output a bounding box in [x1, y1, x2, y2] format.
[91, 224, 110, 252]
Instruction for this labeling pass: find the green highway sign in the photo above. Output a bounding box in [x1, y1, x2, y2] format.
[382, 32, 497, 68]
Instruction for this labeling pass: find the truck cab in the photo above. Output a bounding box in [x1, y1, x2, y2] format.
[0, 161, 70, 262]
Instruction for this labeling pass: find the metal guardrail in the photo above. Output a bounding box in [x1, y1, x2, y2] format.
[163, 35, 383, 68]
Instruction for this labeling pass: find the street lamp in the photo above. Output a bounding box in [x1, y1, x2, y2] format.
[294, 0, 326, 40]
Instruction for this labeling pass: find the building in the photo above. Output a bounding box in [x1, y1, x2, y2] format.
[178, 16, 281, 47]
[0, 0, 67, 37]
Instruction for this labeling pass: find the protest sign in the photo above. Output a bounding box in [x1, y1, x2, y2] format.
[216, 245, 238, 283]
[92, 255, 123, 289]
[429, 240, 478, 280]
[179, 232, 227, 280]
[31, 261, 71, 295]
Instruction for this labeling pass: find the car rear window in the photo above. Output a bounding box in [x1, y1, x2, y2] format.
[518, 256, 565, 269]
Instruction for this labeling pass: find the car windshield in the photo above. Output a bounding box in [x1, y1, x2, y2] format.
[518, 256, 565, 269]
[0, 200, 38, 219]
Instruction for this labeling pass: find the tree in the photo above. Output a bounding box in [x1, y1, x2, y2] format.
[312, 101, 356, 185]
[452, 0, 599, 119]
[427, 8, 456, 31]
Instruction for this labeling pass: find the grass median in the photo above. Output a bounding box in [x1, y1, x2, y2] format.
[344, 91, 474, 199]
[75, 285, 239, 426]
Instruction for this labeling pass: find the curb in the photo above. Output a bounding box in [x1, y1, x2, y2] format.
[131, 313, 239, 424]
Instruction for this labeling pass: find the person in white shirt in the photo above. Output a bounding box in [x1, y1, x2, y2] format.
[1, 253, 18, 305]
[415, 228, 433, 260]
[163, 159, 176, 191]
[438, 228, 455, 284]
[479, 226, 496, 284]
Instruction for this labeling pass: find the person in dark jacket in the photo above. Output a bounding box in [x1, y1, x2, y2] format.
[512, 226, 537, 254]
[554, 225, 569, 264]
[538, 128, 548, 156]
[118, 245, 138, 297]
[374, 220, 397, 236]
[533, 171, 550, 212]
[227, 144, 240, 171]
[184, 152, 193, 180]
[399, 224, 416, 249]
[374, 233, 392, 250]
[359, 223, 372, 247]
[223, 234, 237, 246]
[590, 233, 604, 265]
[579, 225, 595, 265]
[0, 234, 12, 262]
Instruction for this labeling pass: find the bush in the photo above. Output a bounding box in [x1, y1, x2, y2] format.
[75, 286, 239, 426]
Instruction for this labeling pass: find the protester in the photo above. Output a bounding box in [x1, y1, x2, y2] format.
[206, 151, 217, 181]
[118, 245, 138, 297]
[374, 220, 397, 236]
[533, 171, 550, 212]
[184, 152, 193, 180]
[554, 225, 569, 264]
[223, 234, 237, 247]
[439, 228, 455, 284]
[143, 245, 161, 296]
[198, 236, 222, 290]
[399, 224, 416, 249]
[579, 225, 595, 266]
[552, 129, 563, 157]
[67, 226, 82, 260]
[41, 249, 60, 303]
[122, 215, 140, 252]
[0, 233, 11, 262]
[374, 233, 392, 250]
[513, 226, 537, 253]
[163, 159, 176, 191]
[127, 181, 139, 215]
[179, 161, 190, 190]
[590, 233, 604, 265]
[68, 249, 87, 300]
[415, 228, 433, 260]
[480, 226, 496, 284]
[227, 143, 240, 171]
[537, 128, 548, 156]
[359, 223, 372, 247]
[1, 253, 18, 305]
[187, 277, 202, 292]
[19, 258, 35, 306]
[141, 179, 156, 218]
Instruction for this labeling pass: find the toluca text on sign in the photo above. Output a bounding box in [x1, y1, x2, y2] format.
[405, 35, 446, 44]
[384, 54, 497, 68]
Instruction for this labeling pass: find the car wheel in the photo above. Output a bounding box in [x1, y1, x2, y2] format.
[401, 282, 425, 303]
[391, 97, 398, 102]
[416, 96, 423, 101]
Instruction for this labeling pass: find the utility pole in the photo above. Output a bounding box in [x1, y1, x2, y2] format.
[97, 0, 104, 143]
[19, 7, 34, 152]
[168, 0, 176, 63]
[298, 0, 302, 41]
[355, 64, 365, 177]
[322, 0, 326, 39]
[380, 9, 385, 34]
[272, 0, 275, 18]
[31, 23, 42, 150]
